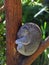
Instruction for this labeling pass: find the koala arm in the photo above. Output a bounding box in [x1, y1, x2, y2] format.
[15, 36, 31, 45]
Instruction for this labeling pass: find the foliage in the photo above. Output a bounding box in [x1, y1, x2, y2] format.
[0, 0, 4, 7]
[22, 0, 49, 39]
[0, 0, 6, 65]
[0, 22, 6, 65]
[0, 0, 49, 65]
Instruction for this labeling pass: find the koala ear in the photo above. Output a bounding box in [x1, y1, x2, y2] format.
[15, 36, 30, 45]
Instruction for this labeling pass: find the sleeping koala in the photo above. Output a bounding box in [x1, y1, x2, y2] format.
[15, 23, 42, 56]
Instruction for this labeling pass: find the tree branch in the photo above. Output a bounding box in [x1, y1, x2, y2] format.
[21, 36, 49, 65]
[0, 17, 2, 23]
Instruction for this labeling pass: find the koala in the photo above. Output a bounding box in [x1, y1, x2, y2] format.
[15, 23, 42, 56]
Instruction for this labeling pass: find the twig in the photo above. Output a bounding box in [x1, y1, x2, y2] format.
[34, 6, 47, 18]
[0, 17, 2, 23]
[0, 5, 4, 12]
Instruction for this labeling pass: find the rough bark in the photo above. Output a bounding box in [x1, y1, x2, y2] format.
[5, 0, 22, 65]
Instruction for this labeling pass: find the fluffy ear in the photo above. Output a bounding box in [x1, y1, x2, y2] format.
[15, 36, 30, 45]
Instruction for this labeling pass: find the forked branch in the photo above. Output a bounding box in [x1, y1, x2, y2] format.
[22, 36, 49, 65]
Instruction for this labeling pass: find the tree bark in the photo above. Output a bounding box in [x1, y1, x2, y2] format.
[5, 0, 22, 65]
[21, 36, 49, 65]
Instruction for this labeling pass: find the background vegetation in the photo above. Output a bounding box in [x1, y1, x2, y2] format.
[0, 0, 49, 65]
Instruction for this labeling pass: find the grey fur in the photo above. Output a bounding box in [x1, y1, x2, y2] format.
[15, 23, 42, 56]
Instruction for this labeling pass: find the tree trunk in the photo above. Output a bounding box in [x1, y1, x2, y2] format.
[5, 0, 22, 65]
